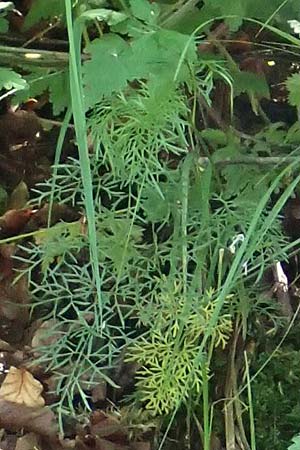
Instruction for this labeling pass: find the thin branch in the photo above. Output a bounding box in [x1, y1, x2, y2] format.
[0, 34, 69, 51]
[0, 45, 88, 68]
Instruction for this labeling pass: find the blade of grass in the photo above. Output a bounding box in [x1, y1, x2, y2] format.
[244, 351, 256, 450]
[65, 0, 103, 324]
[158, 159, 300, 448]
[47, 106, 72, 227]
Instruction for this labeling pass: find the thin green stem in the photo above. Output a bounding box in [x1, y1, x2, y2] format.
[65, 0, 103, 322]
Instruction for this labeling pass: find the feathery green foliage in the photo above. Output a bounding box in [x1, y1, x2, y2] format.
[2, 0, 300, 447]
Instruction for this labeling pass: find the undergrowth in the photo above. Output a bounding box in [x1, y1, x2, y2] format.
[3, 0, 300, 448]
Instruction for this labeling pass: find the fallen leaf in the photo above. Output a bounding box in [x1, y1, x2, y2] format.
[24, 203, 80, 233]
[0, 366, 45, 407]
[0, 275, 30, 344]
[0, 275, 29, 320]
[90, 411, 126, 442]
[7, 181, 29, 210]
[0, 399, 56, 437]
[0, 433, 17, 450]
[130, 443, 150, 450]
[15, 433, 41, 450]
[0, 244, 15, 280]
[0, 339, 14, 351]
[75, 436, 129, 450]
[0, 208, 34, 238]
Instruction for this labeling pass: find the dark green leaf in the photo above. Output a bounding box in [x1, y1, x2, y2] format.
[23, 0, 65, 30]
[0, 17, 8, 32]
[233, 71, 270, 98]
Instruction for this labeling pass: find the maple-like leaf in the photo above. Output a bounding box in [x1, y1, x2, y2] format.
[16, 70, 70, 116]
[83, 30, 196, 105]
[0, 366, 45, 407]
[0, 68, 27, 91]
[129, 0, 160, 24]
[286, 73, 300, 108]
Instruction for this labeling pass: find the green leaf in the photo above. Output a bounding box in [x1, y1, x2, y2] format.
[142, 189, 169, 223]
[0, 17, 8, 32]
[15, 70, 70, 116]
[131, 29, 196, 79]
[233, 70, 270, 98]
[98, 216, 143, 274]
[0, 68, 27, 90]
[83, 30, 196, 105]
[23, 0, 65, 30]
[203, 0, 246, 31]
[48, 72, 70, 115]
[129, 0, 160, 24]
[142, 174, 182, 222]
[285, 122, 300, 144]
[200, 129, 228, 146]
[169, 7, 207, 34]
[289, 435, 300, 450]
[79, 8, 127, 26]
[211, 141, 239, 163]
[286, 73, 300, 107]
[83, 35, 134, 105]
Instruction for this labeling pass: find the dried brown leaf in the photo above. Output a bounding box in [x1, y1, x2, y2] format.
[0, 399, 56, 437]
[15, 433, 41, 450]
[130, 443, 150, 450]
[0, 366, 45, 407]
[0, 209, 34, 238]
[0, 433, 17, 450]
[0, 339, 14, 352]
[75, 436, 129, 450]
[91, 380, 107, 403]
